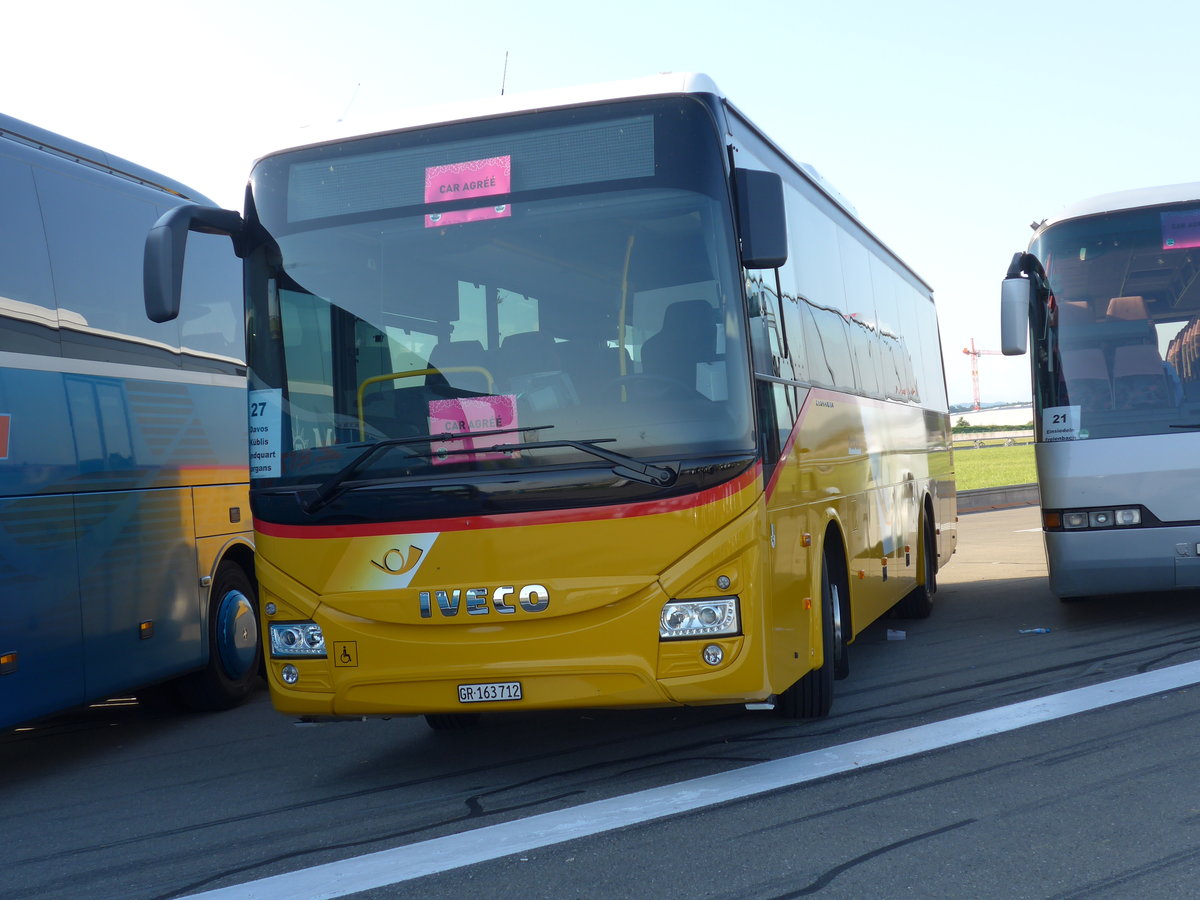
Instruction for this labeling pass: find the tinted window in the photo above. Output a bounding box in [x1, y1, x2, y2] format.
[248, 98, 755, 492]
[179, 231, 244, 369]
[1030, 206, 1200, 437]
[787, 191, 847, 313]
[35, 165, 182, 366]
[871, 257, 914, 402]
[746, 272, 788, 379]
[731, 115, 940, 411]
[804, 303, 857, 392]
[0, 155, 58, 356]
[908, 289, 947, 409]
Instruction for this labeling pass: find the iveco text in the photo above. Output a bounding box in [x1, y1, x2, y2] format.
[418, 585, 551, 617]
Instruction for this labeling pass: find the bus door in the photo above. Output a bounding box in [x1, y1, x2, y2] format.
[746, 272, 812, 688]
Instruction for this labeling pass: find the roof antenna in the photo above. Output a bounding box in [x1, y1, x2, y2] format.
[500, 51, 509, 95]
[338, 83, 361, 123]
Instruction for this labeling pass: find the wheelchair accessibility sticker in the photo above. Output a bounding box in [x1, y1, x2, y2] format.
[333, 642, 358, 667]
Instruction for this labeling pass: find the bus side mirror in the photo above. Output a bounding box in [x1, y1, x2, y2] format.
[734, 168, 788, 269]
[145, 204, 245, 323]
[1000, 275, 1032, 355]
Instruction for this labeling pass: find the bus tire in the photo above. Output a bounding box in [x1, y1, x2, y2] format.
[777, 548, 846, 719]
[894, 515, 936, 619]
[425, 713, 481, 731]
[178, 562, 262, 711]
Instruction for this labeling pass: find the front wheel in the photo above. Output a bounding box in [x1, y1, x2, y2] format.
[777, 549, 847, 719]
[177, 562, 262, 711]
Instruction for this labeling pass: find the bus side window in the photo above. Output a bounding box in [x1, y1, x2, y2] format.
[756, 380, 797, 468]
[745, 275, 779, 377]
[178, 232, 244, 370]
[744, 274, 796, 466]
[1165, 317, 1200, 400]
[38, 167, 184, 366]
[0, 157, 57, 357]
[805, 304, 857, 393]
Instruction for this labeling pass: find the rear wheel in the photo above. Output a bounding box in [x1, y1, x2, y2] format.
[894, 514, 936, 619]
[177, 562, 262, 711]
[778, 547, 847, 719]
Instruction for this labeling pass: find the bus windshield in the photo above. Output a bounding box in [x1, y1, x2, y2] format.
[245, 97, 754, 518]
[1031, 205, 1200, 440]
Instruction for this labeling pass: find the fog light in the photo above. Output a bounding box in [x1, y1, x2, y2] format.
[702, 644, 724, 666]
[1089, 510, 1114, 528]
[1062, 512, 1089, 529]
[281, 664, 299, 684]
[264, 602, 277, 616]
[716, 575, 731, 591]
[1115, 508, 1141, 526]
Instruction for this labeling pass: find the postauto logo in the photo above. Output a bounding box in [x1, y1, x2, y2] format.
[362, 534, 439, 590]
[370, 546, 425, 577]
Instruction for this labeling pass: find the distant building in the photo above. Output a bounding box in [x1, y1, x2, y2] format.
[955, 405, 1033, 427]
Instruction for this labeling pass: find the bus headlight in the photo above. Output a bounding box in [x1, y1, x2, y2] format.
[1114, 508, 1141, 526]
[659, 597, 739, 640]
[1053, 507, 1143, 531]
[269, 622, 327, 658]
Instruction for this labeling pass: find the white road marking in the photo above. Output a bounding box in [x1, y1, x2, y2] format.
[186, 660, 1200, 899]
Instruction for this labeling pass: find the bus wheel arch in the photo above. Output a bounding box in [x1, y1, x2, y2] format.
[777, 522, 850, 719]
[178, 550, 262, 711]
[893, 495, 937, 619]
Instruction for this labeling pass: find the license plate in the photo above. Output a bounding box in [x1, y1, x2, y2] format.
[458, 681, 522, 703]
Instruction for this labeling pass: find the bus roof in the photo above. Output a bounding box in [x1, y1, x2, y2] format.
[1039, 181, 1200, 233]
[260, 72, 929, 296]
[265, 72, 727, 157]
[0, 112, 211, 203]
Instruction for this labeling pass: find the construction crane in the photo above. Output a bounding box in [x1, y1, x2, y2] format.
[962, 337, 1003, 411]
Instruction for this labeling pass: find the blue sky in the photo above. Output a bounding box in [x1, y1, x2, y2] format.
[6, 0, 1197, 406]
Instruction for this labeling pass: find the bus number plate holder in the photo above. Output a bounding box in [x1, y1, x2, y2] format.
[458, 681, 522, 703]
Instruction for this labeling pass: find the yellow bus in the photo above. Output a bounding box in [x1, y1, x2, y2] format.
[145, 73, 956, 727]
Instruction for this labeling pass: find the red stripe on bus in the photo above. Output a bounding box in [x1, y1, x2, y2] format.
[254, 463, 763, 539]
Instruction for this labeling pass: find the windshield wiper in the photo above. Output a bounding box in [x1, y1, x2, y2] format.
[453, 438, 677, 488]
[302, 426, 548, 514]
[1169, 423, 1200, 429]
[302, 431, 675, 514]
